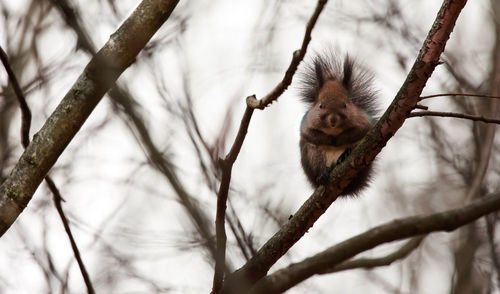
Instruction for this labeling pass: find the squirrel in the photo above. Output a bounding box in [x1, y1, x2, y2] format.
[297, 50, 379, 196]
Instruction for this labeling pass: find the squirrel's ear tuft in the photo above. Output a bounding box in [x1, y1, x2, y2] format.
[314, 58, 325, 89]
[296, 48, 380, 121]
[342, 55, 353, 88]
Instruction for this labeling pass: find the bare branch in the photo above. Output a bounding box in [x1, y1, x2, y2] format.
[251, 192, 500, 293]
[212, 1, 329, 292]
[246, 0, 328, 110]
[486, 215, 500, 287]
[48, 0, 220, 263]
[45, 177, 95, 294]
[46, 0, 95, 53]
[0, 0, 180, 235]
[0, 44, 95, 294]
[321, 236, 425, 274]
[0, 46, 32, 148]
[419, 93, 500, 100]
[212, 105, 254, 293]
[414, 104, 429, 110]
[409, 111, 500, 124]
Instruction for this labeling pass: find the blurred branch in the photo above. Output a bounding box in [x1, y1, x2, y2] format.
[419, 93, 500, 100]
[223, 1, 468, 292]
[49, 0, 218, 261]
[251, 192, 500, 293]
[0, 45, 95, 293]
[45, 177, 95, 294]
[0, 0, 180, 235]
[49, 0, 221, 275]
[48, 0, 218, 259]
[409, 111, 500, 124]
[0, 46, 32, 148]
[441, 57, 480, 92]
[110, 86, 219, 261]
[246, 0, 328, 110]
[486, 214, 500, 287]
[212, 1, 328, 292]
[226, 214, 251, 262]
[46, 0, 95, 53]
[463, 33, 500, 203]
[480, 3, 500, 287]
[321, 236, 425, 274]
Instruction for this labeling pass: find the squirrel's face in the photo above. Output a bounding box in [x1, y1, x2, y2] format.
[313, 79, 369, 136]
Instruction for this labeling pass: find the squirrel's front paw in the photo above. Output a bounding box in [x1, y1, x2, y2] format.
[336, 147, 353, 165]
[318, 170, 331, 185]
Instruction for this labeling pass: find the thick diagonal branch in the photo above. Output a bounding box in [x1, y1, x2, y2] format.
[47, 0, 218, 260]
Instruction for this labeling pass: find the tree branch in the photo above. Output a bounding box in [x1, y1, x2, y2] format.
[419, 93, 500, 100]
[251, 192, 500, 293]
[408, 110, 500, 124]
[246, 0, 328, 110]
[321, 236, 425, 274]
[0, 44, 95, 294]
[212, 1, 328, 292]
[414, 104, 429, 110]
[0, 0, 180, 236]
[0, 46, 32, 148]
[212, 105, 254, 293]
[45, 177, 95, 294]
[47, 0, 220, 263]
[223, 0, 468, 292]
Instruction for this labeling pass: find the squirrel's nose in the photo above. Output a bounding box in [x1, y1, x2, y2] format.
[328, 114, 340, 127]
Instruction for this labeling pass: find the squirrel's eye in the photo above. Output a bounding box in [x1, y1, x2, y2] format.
[319, 104, 323, 109]
[343, 103, 347, 108]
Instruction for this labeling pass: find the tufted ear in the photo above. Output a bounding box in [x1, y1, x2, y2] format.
[342, 55, 353, 90]
[314, 57, 325, 91]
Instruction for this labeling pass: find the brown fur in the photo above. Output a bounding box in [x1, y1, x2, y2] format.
[298, 52, 378, 196]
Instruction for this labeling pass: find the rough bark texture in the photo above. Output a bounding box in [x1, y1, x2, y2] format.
[0, 0, 180, 236]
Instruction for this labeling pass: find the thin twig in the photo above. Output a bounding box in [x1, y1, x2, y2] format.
[0, 46, 31, 147]
[409, 110, 500, 124]
[486, 214, 500, 287]
[419, 93, 500, 100]
[226, 214, 251, 262]
[212, 105, 254, 293]
[246, 0, 328, 110]
[320, 236, 425, 273]
[45, 177, 95, 294]
[212, 1, 328, 292]
[414, 104, 429, 110]
[0, 45, 95, 294]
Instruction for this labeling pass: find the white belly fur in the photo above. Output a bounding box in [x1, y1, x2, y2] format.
[320, 146, 346, 167]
